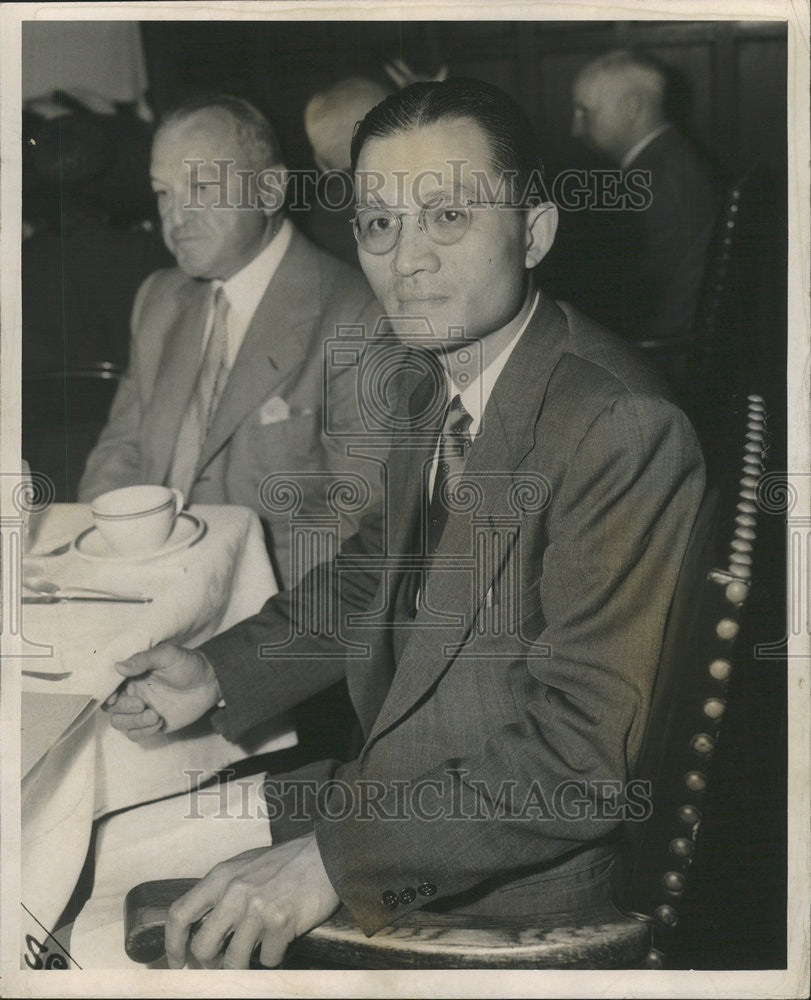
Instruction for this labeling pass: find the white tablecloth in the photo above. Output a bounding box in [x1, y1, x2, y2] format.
[19, 503, 295, 951]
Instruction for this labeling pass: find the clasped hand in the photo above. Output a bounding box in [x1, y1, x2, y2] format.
[165, 833, 341, 969]
[104, 642, 221, 740]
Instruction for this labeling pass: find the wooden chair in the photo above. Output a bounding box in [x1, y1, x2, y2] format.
[636, 164, 766, 409]
[122, 394, 768, 970]
[22, 362, 123, 502]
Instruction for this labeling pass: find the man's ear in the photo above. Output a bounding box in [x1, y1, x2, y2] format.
[621, 90, 645, 126]
[524, 202, 558, 268]
[257, 163, 289, 215]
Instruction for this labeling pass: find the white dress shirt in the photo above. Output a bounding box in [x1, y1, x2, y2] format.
[200, 217, 294, 367]
[427, 289, 540, 497]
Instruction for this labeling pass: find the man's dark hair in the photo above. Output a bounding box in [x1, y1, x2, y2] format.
[349, 77, 548, 205]
[158, 94, 283, 169]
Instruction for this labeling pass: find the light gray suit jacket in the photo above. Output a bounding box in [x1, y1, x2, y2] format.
[202, 291, 707, 933]
[78, 228, 383, 589]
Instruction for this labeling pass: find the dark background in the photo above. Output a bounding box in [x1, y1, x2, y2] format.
[25, 17, 790, 971]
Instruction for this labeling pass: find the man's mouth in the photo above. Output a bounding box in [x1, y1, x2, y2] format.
[396, 295, 449, 305]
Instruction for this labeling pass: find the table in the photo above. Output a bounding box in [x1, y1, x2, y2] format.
[18, 503, 295, 959]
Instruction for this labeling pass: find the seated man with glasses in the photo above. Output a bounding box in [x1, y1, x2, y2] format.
[77, 77, 705, 969]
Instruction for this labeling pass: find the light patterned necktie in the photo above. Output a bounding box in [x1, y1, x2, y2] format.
[168, 285, 231, 498]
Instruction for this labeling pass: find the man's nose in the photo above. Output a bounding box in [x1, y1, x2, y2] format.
[571, 112, 584, 140]
[390, 216, 440, 276]
[160, 190, 185, 229]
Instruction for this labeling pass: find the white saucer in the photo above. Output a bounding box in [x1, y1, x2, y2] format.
[74, 512, 206, 563]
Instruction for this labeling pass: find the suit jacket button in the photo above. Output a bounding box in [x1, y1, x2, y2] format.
[381, 890, 399, 909]
[399, 887, 416, 904]
[417, 882, 437, 897]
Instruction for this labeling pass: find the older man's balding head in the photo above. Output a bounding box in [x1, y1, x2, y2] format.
[571, 49, 668, 162]
[305, 77, 391, 172]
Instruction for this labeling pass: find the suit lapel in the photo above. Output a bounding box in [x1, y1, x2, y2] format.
[345, 347, 446, 736]
[196, 230, 322, 472]
[143, 279, 210, 482]
[364, 291, 572, 747]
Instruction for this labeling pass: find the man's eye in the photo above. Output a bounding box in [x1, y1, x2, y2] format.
[431, 206, 467, 227]
[366, 214, 393, 233]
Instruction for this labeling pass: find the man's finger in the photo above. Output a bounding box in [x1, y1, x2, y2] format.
[221, 913, 264, 970]
[165, 887, 216, 969]
[188, 894, 240, 966]
[258, 926, 292, 970]
[125, 721, 164, 742]
[115, 643, 180, 680]
[115, 656, 147, 678]
[105, 694, 147, 715]
[108, 707, 160, 731]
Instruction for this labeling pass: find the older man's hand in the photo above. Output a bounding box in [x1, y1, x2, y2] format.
[165, 833, 341, 969]
[103, 643, 222, 740]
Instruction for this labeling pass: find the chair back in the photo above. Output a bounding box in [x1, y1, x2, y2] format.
[613, 393, 768, 966]
[22, 362, 123, 502]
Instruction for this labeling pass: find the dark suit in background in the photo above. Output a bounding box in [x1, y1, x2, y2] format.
[548, 126, 717, 347]
[622, 125, 717, 342]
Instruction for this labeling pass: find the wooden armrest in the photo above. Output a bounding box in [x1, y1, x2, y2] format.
[125, 879, 651, 969]
[124, 878, 200, 964]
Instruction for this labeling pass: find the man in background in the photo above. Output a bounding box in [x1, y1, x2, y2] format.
[78, 94, 382, 591]
[299, 76, 391, 264]
[570, 49, 718, 343]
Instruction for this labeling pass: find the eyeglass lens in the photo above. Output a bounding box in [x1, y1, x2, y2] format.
[354, 204, 472, 253]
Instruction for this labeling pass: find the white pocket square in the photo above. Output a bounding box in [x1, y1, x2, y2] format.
[259, 395, 290, 425]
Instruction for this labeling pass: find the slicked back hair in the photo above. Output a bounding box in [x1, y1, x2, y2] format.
[350, 77, 548, 205]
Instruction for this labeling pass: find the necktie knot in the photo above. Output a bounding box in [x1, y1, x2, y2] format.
[442, 394, 472, 454]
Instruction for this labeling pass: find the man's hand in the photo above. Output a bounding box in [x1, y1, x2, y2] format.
[165, 833, 341, 969]
[103, 643, 221, 741]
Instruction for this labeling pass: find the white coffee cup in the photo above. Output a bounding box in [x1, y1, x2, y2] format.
[91, 485, 184, 556]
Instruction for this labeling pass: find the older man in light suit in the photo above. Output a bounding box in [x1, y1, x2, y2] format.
[78, 95, 381, 589]
[80, 79, 705, 969]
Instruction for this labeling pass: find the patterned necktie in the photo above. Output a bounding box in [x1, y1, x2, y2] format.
[167, 286, 231, 498]
[426, 393, 473, 556]
[399, 392, 472, 629]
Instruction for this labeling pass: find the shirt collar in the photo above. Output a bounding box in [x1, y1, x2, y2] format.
[621, 122, 671, 169]
[205, 218, 293, 367]
[220, 216, 293, 325]
[449, 286, 539, 438]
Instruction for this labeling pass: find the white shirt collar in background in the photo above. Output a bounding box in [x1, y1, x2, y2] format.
[621, 122, 671, 170]
[202, 217, 294, 367]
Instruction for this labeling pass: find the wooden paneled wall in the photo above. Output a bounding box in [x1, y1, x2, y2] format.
[141, 19, 787, 180]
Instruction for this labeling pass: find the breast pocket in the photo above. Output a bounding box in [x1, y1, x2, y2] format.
[252, 411, 322, 468]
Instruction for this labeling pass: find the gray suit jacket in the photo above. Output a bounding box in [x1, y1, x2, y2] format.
[78, 228, 383, 588]
[202, 291, 706, 933]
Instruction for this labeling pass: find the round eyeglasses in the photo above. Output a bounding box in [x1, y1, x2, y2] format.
[351, 201, 521, 255]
